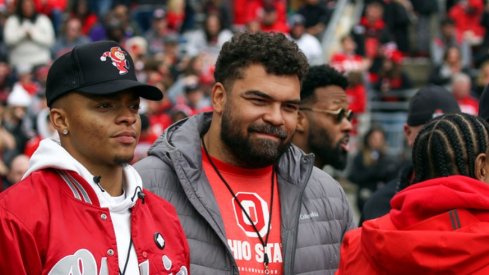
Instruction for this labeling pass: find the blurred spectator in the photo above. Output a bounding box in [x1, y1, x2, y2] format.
[287, 14, 323, 65]
[449, 0, 485, 46]
[383, 0, 412, 54]
[133, 113, 158, 163]
[432, 18, 472, 68]
[372, 51, 413, 96]
[170, 103, 192, 123]
[245, 0, 288, 33]
[14, 64, 40, 96]
[351, 1, 392, 60]
[0, 60, 14, 104]
[111, 3, 142, 38]
[0, 4, 10, 59]
[3, 83, 32, 163]
[429, 46, 471, 89]
[4, 0, 55, 69]
[145, 8, 179, 56]
[233, 0, 248, 27]
[87, 0, 112, 18]
[125, 36, 148, 82]
[2, 153, 28, 191]
[348, 126, 399, 212]
[331, 34, 370, 74]
[69, 0, 98, 36]
[184, 13, 232, 58]
[52, 16, 91, 58]
[24, 107, 56, 157]
[452, 73, 479, 115]
[346, 71, 367, 137]
[89, 10, 125, 42]
[297, 0, 331, 39]
[475, 60, 489, 97]
[143, 70, 173, 137]
[33, 0, 67, 35]
[182, 77, 211, 114]
[202, 0, 232, 30]
[410, 0, 438, 56]
[166, 0, 186, 32]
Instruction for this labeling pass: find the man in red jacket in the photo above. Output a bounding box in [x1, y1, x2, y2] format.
[0, 41, 190, 274]
[338, 113, 489, 274]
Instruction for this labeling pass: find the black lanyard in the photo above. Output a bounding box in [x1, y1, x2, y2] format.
[119, 238, 133, 275]
[202, 137, 275, 273]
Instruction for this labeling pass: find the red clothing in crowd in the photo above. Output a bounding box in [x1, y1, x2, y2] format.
[337, 175, 489, 274]
[449, 0, 485, 41]
[457, 97, 479, 115]
[69, 12, 98, 35]
[360, 17, 386, 59]
[149, 113, 172, 137]
[34, 0, 67, 15]
[330, 53, 365, 73]
[346, 84, 366, 136]
[245, 0, 288, 33]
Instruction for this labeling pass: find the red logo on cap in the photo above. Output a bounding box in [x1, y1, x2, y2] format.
[100, 47, 129, 75]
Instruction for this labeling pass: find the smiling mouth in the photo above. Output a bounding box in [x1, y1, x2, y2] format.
[252, 132, 283, 141]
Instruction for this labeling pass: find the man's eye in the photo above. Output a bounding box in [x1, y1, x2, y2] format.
[250, 98, 267, 105]
[130, 103, 141, 111]
[284, 104, 299, 112]
[97, 103, 112, 109]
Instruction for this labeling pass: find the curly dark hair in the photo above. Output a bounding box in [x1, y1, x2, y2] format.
[214, 32, 309, 89]
[300, 65, 348, 103]
[411, 113, 489, 184]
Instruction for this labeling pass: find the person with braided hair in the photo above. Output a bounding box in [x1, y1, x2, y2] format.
[337, 112, 489, 274]
[360, 85, 461, 224]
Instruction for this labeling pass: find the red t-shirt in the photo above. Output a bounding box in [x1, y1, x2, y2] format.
[202, 148, 283, 274]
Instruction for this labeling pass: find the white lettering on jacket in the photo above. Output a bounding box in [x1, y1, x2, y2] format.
[48, 249, 186, 274]
[48, 249, 104, 275]
[299, 211, 319, 220]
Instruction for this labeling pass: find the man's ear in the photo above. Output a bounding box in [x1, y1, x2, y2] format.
[50, 107, 69, 133]
[475, 153, 488, 182]
[296, 111, 308, 133]
[211, 82, 226, 115]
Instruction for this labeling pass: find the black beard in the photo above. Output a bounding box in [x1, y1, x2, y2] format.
[309, 128, 348, 170]
[220, 108, 291, 168]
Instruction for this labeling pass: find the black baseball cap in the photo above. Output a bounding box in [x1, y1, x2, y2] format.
[46, 40, 163, 107]
[407, 85, 461, 126]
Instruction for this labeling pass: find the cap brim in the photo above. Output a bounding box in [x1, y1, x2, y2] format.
[77, 79, 163, 101]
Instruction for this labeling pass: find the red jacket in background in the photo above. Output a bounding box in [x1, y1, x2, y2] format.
[449, 0, 485, 40]
[0, 169, 190, 274]
[338, 175, 489, 274]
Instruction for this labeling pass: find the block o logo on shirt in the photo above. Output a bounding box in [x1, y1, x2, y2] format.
[232, 192, 270, 238]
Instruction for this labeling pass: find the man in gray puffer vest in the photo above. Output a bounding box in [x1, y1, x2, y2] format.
[135, 32, 354, 275]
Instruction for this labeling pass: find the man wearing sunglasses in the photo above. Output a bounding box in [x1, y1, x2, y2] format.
[293, 65, 353, 170]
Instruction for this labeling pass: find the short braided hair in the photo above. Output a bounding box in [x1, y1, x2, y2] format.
[411, 113, 489, 184]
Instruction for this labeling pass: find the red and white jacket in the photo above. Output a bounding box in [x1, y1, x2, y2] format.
[0, 138, 190, 274]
